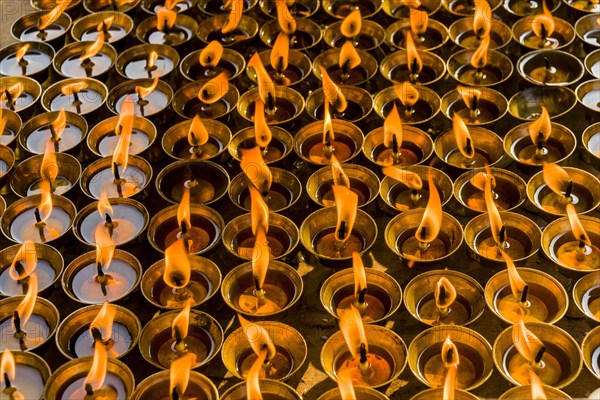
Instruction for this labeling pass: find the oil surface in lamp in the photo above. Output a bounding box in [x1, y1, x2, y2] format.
[71, 259, 138, 303]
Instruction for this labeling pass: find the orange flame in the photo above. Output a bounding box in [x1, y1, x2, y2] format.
[15, 44, 31, 64]
[530, 370, 548, 400]
[457, 85, 481, 111]
[453, 114, 474, 159]
[442, 337, 459, 400]
[337, 371, 357, 400]
[248, 53, 276, 109]
[240, 146, 272, 195]
[41, 139, 58, 182]
[501, 248, 527, 299]
[542, 163, 571, 198]
[95, 223, 115, 271]
[37, 0, 71, 30]
[382, 166, 423, 190]
[165, 0, 181, 9]
[248, 183, 269, 236]
[51, 108, 67, 141]
[435, 277, 457, 309]
[341, 9, 362, 38]
[473, 0, 492, 38]
[79, 31, 105, 62]
[60, 81, 87, 97]
[222, 0, 243, 34]
[276, 0, 296, 34]
[254, 100, 272, 148]
[188, 115, 209, 148]
[97, 192, 114, 221]
[199, 41, 223, 68]
[333, 185, 358, 243]
[116, 96, 134, 138]
[147, 51, 159, 70]
[512, 319, 544, 363]
[410, 9, 428, 36]
[135, 73, 159, 99]
[566, 204, 591, 246]
[14, 273, 38, 329]
[246, 348, 267, 400]
[97, 16, 114, 32]
[384, 103, 403, 149]
[393, 81, 419, 108]
[171, 300, 191, 342]
[270, 33, 289, 74]
[320, 67, 347, 113]
[252, 226, 270, 293]
[323, 101, 334, 146]
[83, 341, 108, 393]
[177, 185, 191, 232]
[339, 41, 361, 76]
[484, 179, 504, 246]
[352, 252, 367, 297]
[0, 350, 16, 387]
[164, 238, 191, 289]
[528, 106, 551, 148]
[90, 301, 116, 342]
[0, 83, 24, 103]
[198, 72, 229, 104]
[331, 155, 350, 188]
[238, 314, 277, 361]
[8, 241, 37, 281]
[112, 105, 131, 176]
[470, 165, 496, 192]
[156, 7, 177, 31]
[415, 175, 441, 243]
[170, 354, 197, 399]
[340, 305, 368, 357]
[38, 181, 53, 224]
[406, 33, 423, 74]
[471, 34, 490, 69]
[531, 0, 555, 39]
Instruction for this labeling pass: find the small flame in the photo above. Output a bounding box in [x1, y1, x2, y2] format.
[0, 350, 16, 387]
[566, 204, 591, 247]
[177, 185, 191, 232]
[15, 44, 30, 64]
[199, 41, 223, 68]
[339, 41, 361, 76]
[415, 175, 442, 243]
[337, 371, 357, 400]
[530, 370, 548, 400]
[542, 163, 572, 197]
[410, 9, 428, 36]
[382, 166, 423, 190]
[331, 155, 350, 188]
[473, 0, 492, 38]
[248, 53, 276, 109]
[198, 72, 229, 104]
[95, 223, 115, 271]
[83, 341, 108, 393]
[170, 354, 196, 398]
[384, 103, 403, 149]
[135, 73, 159, 99]
[40, 139, 58, 182]
[97, 192, 114, 220]
[248, 183, 269, 236]
[240, 146, 272, 195]
[164, 238, 191, 289]
[333, 185, 358, 243]
[276, 0, 296, 34]
[188, 115, 209, 147]
[79, 31, 105, 62]
[171, 300, 191, 342]
[339, 305, 368, 358]
[270, 33, 289, 74]
[60, 81, 88, 97]
[341, 9, 361, 38]
[90, 301, 116, 342]
[14, 273, 38, 329]
[238, 314, 277, 361]
[470, 34, 490, 69]
[38, 181, 53, 224]
[393, 81, 419, 108]
[531, 0, 555, 39]
[0, 83, 24, 103]
[485, 179, 504, 246]
[156, 7, 177, 31]
[528, 106, 551, 148]
[8, 241, 37, 281]
[406, 33, 423, 74]
[37, 0, 71, 30]
[441, 337, 459, 400]
[500, 250, 527, 299]
[352, 252, 367, 297]
[222, 0, 243, 34]
[457, 85, 481, 111]
[435, 277, 457, 309]
[97, 16, 114, 32]
[470, 165, 495, 192]
[453, 114, 474, 159]
[246, 348, 267, 400]
[320, 67, 347, 113]
[147, 51, 159, 70]
[254, 100, 272, 148]
[512, 319, 544, 363]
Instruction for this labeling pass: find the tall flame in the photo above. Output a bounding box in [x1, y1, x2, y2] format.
[116, 97, 134, 139]
[252, 227, 270, 291]
[566, 204, 591, 246]
[270, 33, 289, 74]
[8, 241, 37, 281]
[95, 223, 115, 271]
[147, 51, 159, 70]
[382, 166, 423, 190]
[40, 139, 58, 182]
[512, 319, 544, 363]
[339, 41, 361, 75]
[188, 115, 209, 147]
[164, 238, 191, 289]
[415, 175, 442, 243]
[97, 192, 114, 221]
[471, 34, 490, 69]
[500, 249, 527, 299]
[37, 0, 71, 30]
[79, 31, 105, 62]
[14, 273, 38, 329]
[333, 185, 358, 243]
[51, 108, 67, 141]
[331, 155, 350, 188]
[90, 301, 116, 342]
[199, 41, 223, 68]
[453, 114, 474, 159]
[530, 370, 548, 400]
[384, 103, 403, 149]
[222, 0, 243, 34]
[337, 371, 357, 400]
[473, 0, 492, 38]
[97, 17, 114, 32]
[441, 337, 459, 400]
[249, 183, 269, 236]
[171, 300, 191, 342]
[470, 165, 495, 192]
[531, 0, 555, 39]
[135, 73, 159, 99]
[339, 305, 367, 357]
[238, 314, 277, 361]
[0, 83, 24, 103]
[248, 53, 276, 109]
[246, 348, 267, 400]
[240, 146, 272, 195]
[352, 252, 367, 297]
[410, 9, 428, 36]
[542, 163, 572, 198]
[320, 67, 347, 113]
[37, 181, 53, 224]
[254, 100, 272, 148]
[0, 350, 16, 388]
[156, 7, 177, 31]
[528, 106, 551, 148]
[198, 72, 229, 104]
[393, 81, 419, 108]
[485, 179, 504, 246]
[341, 10, 362, 38]
[435, 277, 457, 309]
[276, 0, 296, 34]
[15, 44, 31, 64]
[83, 341, 108, 393]
[406, 33, 423, 74]
[177, 185, 191, 233]
[112, 119, 131, 176]
[323, 101, 334, 146]
[457, 85, 481, 111]
[170, 354, 196, 398]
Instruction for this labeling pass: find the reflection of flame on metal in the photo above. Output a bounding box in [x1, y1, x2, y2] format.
[170, 353, 197, 399]
[199, 41, 223, 68]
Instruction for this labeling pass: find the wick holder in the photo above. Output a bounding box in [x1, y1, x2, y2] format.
[517, 50, 584, 87]
[162, 118, 231, 161]
[197, 15, 258, 47]
[386, 19, 449, 51]
[363, 124, 433, 167]
[115, 44, 180, 80]
[325, 20, 386, 51]
[71, 11, 134, 46]
[229, 126, 293, 164]
[373, 85, 441, 125]
[434, 126, 504, 171]
[172, 79, 239, 120]
[87, 115, 157, 158]
[305, 85, 372, 123]
[41, 77, 108, 116]
[294, 119, 364, 166]
[508, 86, 576, 121]
[447, 49, 513, 87]
[10, 152, 81, 197]
[504, 122, 576, 168]
[306, 164, 380, 208]
[180, 49, 246, 81]
[441, 87, 508, 126]
[380, 50, 446, 86]
[449, 18, 512, 50]
[312, 48, 377, 85]
[136, 14, 198, 47]
[238, 86, 305, 125]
